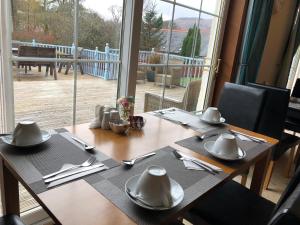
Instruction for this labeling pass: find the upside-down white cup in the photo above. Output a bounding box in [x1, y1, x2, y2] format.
[12, 121, 43, 146]
[134, 166, 172, 207]
[212, 133, 239, 157]
[202, 107, 221, 122]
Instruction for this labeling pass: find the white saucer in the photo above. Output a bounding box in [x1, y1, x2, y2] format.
[204, 141, 246, 161]
[200, 115, 226, 125]
[125, 174, 184, 210]
[1, 130, 51, 147]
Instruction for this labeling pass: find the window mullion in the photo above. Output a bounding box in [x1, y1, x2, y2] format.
[118, 0, 143, 98]
[72, 0, 79, 125]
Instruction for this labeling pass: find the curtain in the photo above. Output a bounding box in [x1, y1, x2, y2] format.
[236, 0, 274, 84]
[277, 2, 300, 88]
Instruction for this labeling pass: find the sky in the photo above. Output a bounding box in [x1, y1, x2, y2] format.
[82, 0, 219, 21]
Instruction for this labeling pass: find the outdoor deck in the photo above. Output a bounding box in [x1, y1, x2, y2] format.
[13, 66, 186, 130]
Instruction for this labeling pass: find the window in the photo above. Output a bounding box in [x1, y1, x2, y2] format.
[136, 0, 227, 113]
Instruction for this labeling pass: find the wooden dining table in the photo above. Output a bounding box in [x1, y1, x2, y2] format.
[0, 113, 278, 225]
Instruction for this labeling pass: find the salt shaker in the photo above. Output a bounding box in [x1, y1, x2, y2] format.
[101, 112, 111, 130]
[98, 105, 105, 125]
[110, 110, 120, 122]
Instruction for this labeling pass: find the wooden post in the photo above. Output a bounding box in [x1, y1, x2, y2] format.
[93, 47, 99, 77]
[104, 43, 110, 80]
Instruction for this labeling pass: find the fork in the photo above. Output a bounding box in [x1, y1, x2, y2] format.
[42, 156, 96, 179]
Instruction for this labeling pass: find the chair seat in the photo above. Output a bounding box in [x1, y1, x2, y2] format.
[285, 117, 300, 133]
[272, 132, 300, 160]
[0, 215, 25, 225]
[184, 180, 275, 225]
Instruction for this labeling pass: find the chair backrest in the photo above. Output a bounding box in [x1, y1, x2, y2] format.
[247, 83, 290, 139]
[18, 46, 56, 58]
[182, 79, 202, 111]
[268, 167, 300, 225]
[292, 78, 300, 98]
[37, 47, 56, 58]
[18, 46, 38, 57]
[217, 82, 266, 131]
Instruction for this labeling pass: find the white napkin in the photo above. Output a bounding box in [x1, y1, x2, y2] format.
[183, 159, 204, 170]
[180, 153, 222, 171]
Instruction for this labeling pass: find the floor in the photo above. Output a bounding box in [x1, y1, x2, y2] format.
[0, 66, 296, 224]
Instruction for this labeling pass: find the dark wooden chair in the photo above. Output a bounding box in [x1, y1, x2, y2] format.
[291, 78, 300, 98]
[217, 82, 267, 131]
[0, 214, 25, 225]
[246, 83, 300, 188]
[183, 166, 300, 225]
[17, 46, 57, 80]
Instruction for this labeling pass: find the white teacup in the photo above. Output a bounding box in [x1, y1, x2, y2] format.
[134, 166, 172, 207]
[202, 107, 221, 122]
[12, 121, 42, 146]
[211, 134, 239, 157]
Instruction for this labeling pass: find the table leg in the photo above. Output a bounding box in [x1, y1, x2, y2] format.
[0, 158, 20, 215]
[79, 64, 84, 75]
[53, 64, 57, 80]
[250, 150, 271, 195]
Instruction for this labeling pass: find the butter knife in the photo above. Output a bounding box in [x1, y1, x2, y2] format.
[230, 130, 266, 143]
[44, 163, 104, 183]
[47, 166, 107, 188]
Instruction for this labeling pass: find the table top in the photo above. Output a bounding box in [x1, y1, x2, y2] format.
[0, 113, 278, 225]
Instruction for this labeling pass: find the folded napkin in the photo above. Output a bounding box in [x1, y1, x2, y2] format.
[183, 160, 204, 170]
[180, 153, 222, 171]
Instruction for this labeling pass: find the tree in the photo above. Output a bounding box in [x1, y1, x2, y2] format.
[181, 24, 201, 57]
[140, 2, 165, 51]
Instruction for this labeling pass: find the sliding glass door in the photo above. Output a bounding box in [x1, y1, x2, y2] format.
[135, 0, 228, 113]
[2, 0, 124, 216]
[9, 0, 123, 130]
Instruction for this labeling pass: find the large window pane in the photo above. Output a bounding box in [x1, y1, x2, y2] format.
[202, 0, 223, 15]
[135, 0, 173, 113]
[76, 0, 123, 124]
[11, 0, 75, 214]
[137, 0, 225, 113]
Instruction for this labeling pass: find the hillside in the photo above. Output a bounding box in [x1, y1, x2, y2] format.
[161, 17, 212, 56]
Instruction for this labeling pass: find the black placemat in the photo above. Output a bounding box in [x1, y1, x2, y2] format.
[151, 108, 226, 133]
[0, 132, 119, 194]
[92, 146, 228, 225]
[176, 131, 272, 165]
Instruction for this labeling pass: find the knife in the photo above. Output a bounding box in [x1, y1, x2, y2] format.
[44, 163, 104, 183]
[230, 130, 266, 143]
[47, 166, 107, 188]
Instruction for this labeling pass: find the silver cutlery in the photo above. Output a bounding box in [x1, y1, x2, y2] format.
[197, 133, 219, 141]
[229, 130, 266, 143]
[173, 150, 219, 174]
[42, 156, 96, 179]
[122, 152, 156, 166]
[71, 136, 95, 150]
[157, 108, 176, 115]
[47, 166, 107, 188]
[44, 163, 105, 183]
[162, 117, 189, 127]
